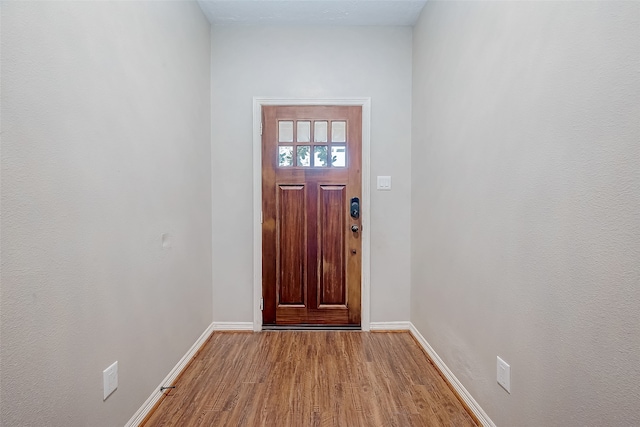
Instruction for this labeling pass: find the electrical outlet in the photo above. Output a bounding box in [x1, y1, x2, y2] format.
[103, 361, 118, 400]
[497, 356, 511, 393]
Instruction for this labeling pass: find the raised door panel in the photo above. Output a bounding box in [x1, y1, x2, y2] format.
[277, 185, 306, 307]
[318, 185, 346, 307]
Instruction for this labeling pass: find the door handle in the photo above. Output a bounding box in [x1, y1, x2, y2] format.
[351, 224, 359, 233]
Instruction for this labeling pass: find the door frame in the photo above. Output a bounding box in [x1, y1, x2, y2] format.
[252, 97, 371, 332]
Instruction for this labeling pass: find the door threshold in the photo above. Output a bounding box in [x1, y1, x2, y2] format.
[262, 325, 361, 331]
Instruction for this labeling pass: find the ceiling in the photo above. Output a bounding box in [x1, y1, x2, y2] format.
[197, 0, 428, 26]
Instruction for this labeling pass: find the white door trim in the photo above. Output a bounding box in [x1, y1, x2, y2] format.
[252, 97, 371, 332]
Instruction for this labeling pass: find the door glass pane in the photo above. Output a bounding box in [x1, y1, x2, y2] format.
[279, 146, 293, 167]
[297, 146, 310, 167]
[297, 121, 311, 143]
[279, 121, 294, 142]
[314, 121, 328, 143]
[331, 145, 346, 167]
[314, 146, 329, 167]
[331, 121, 346, 142]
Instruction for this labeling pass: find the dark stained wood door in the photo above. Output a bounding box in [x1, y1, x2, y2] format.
[262, 105, 362, 326]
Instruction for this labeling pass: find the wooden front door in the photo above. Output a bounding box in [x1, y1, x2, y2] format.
[262, 105, 362, 326]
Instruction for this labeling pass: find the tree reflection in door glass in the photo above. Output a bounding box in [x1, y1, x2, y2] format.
[314, 146, 328, 167]
[297, 146, 310, 167]
[279, 146, 293, 167]
[331, 146, 346, 167]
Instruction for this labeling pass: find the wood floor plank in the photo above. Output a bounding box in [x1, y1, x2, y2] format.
[142, 331, 478, 427]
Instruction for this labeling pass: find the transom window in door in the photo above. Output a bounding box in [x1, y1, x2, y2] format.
[278, 120, 347, 168]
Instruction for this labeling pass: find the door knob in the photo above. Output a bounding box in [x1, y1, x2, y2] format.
[351, 225, 359, 233]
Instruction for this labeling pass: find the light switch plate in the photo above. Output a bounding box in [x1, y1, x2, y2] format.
[103, 361, 118, 400]
[377, 176, 391, 190]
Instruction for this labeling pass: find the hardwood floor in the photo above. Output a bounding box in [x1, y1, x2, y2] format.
[141, 331, 479, 427]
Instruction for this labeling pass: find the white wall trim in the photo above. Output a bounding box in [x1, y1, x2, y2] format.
[212, 322, 254, 331]
[370, 321, 411, 331]
[125, 322, 216, 427]
[408, 323, 496, 427]
[252, 97, 372, 332]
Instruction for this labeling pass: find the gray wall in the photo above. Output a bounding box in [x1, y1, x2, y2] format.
[0, 2, 212, 425]
[210, 26, 412, 324]
[411, 2, 640, 426]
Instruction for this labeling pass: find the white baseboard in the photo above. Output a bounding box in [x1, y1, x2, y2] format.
[408, 323, 496, 427]
[369, 321, 411, 331]
[124, 322, 216, 427]
[212, 322, 254, 331]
